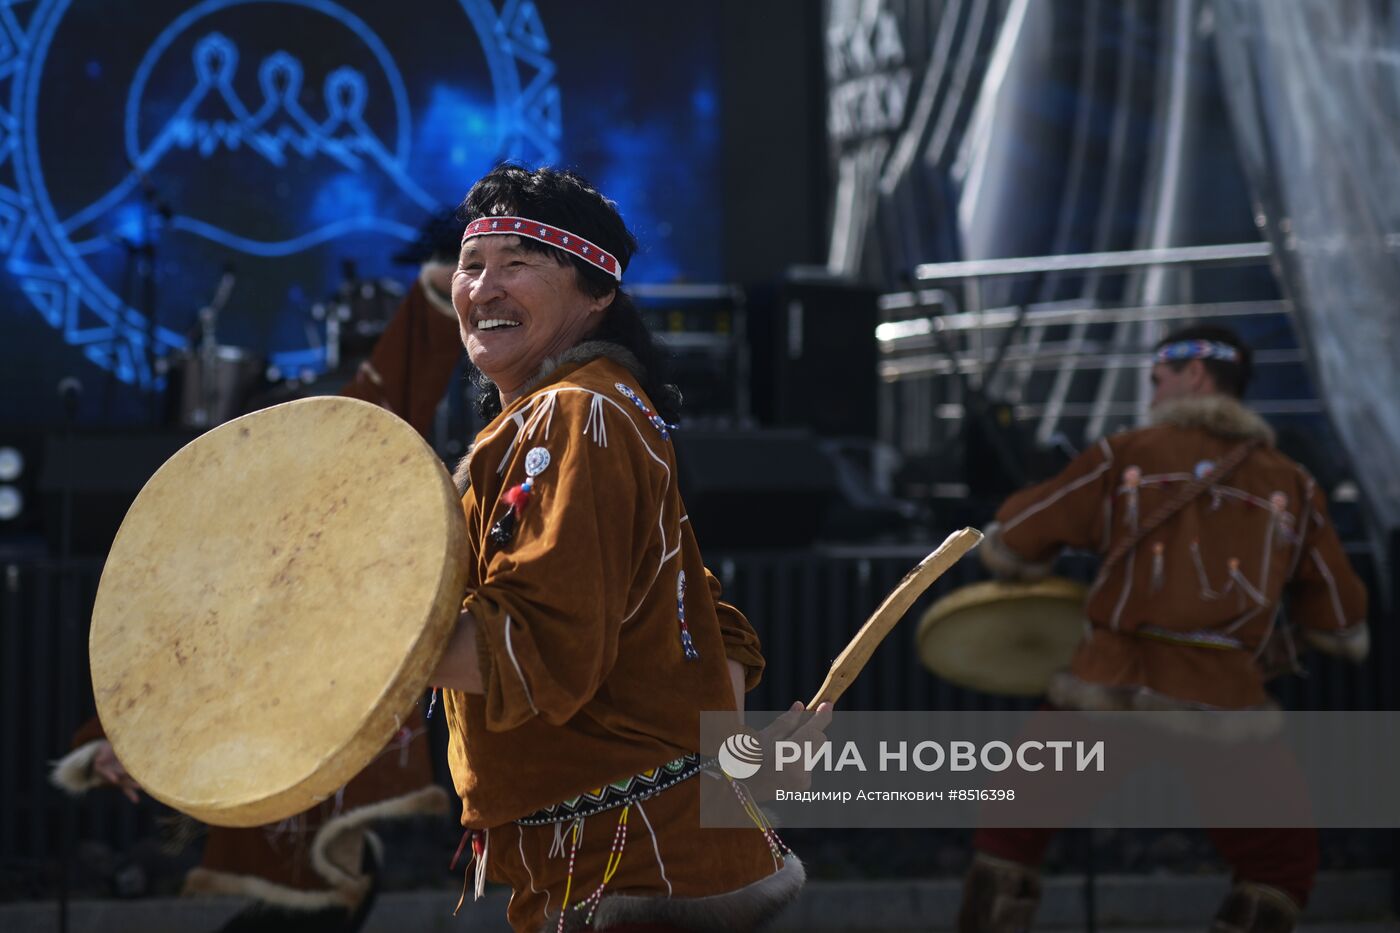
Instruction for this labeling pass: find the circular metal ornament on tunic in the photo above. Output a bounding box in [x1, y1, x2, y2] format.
[916, 577, 1087, 697]
[89, 397, 467, 827]
[524, 446, 551, 477]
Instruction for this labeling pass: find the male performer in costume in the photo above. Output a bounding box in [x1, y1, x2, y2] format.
[339, 209, 468, 436]
[429, 164, 812, 933]
[959, 326, 1369, 933]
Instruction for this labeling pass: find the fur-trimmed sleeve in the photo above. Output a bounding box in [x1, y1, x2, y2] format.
[467, 391, 668, 730]
[49, 715, 109, 795]
[1287, 482, 1369, 661]
[989, 438, 1116, 571]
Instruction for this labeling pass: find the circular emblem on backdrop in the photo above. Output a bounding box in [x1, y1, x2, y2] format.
[717, 732, 764, 780]
[523, 446, 550, 477]
[6, 0, 561, 387]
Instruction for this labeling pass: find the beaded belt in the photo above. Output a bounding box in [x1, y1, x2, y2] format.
[515, 753, 708, 826]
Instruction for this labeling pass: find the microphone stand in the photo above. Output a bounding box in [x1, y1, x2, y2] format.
[192, 267, 238, 428]
[54, 378, 81, 933]
[138, 179, 172, 427]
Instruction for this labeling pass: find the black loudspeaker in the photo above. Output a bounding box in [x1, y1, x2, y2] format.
[40, 430, 197, 556]
[0, 431, 45, 543]
[750, 273, 880, 438]
[674, 430, 842, 549]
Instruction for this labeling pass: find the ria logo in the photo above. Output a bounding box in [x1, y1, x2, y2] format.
[5, 0, 560, 386]
[717, 732, 764, 780]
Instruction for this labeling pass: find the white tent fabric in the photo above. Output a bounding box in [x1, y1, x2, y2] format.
[1213, 0, 1400, 532]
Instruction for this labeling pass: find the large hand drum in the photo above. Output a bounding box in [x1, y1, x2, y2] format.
[89, 397, 467, 827]
[916, 578, 1086, 697]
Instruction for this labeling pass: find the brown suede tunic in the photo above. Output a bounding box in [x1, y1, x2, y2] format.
[442, 350, 792, 932]
[991, 395, 1368, 710]
[444, 351, 761, 826]
[341, 279, 767, 688]
[338, 270, 464, 437]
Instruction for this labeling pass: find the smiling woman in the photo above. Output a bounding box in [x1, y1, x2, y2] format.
[426, 164, 807, 933]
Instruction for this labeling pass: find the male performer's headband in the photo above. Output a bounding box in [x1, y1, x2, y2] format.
[1153, 340, 1241, 365]
[461, 215, 622, 282]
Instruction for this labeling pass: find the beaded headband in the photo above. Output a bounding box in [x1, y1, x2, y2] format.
[1153, 340, 1241, 365]
[461, 215, 622, 282]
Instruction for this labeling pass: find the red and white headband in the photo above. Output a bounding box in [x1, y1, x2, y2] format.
[461, 215, 622, 282]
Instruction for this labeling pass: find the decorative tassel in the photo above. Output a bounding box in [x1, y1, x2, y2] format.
[489, 509, 517, 545]
[1122, 467, 1141, 530]
[490, 477, 534, 546]
[450, 827, 474, 915]
[473, 830, 489, 901]
[551, 808, 631, 931]
[454, 867, 471, 916]
[557, 819, 584, 933]
[575, 807, 631, 927]
[1150, 542, 1165, 593]
[677, 571, 698, 661]
[451, 829, 490, 914]
[1228, 558, 1246, 610]
[615, 382, 677, 440]
[728, 776, 790, 868]
[1269, 492, 1292, 550]
[449, 828, 472, 872]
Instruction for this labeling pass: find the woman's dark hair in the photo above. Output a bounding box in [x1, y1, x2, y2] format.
[458, 164, 681, 422]
[1153, 324, 1253, 398]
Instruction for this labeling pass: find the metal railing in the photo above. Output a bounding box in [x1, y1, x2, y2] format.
[876, 243, 1306, 461]
[908, 241, 1274, 283]
[1, 543, 1391, 880]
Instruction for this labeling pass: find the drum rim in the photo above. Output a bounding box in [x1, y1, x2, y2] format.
[915, 576, 1087, 697]
[89, 396, 467, 826]
[917, 576, 1088, 633]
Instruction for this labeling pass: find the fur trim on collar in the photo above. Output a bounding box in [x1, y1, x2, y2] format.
[1149, 394, 1275, 446]
[516, 340, 645, 398]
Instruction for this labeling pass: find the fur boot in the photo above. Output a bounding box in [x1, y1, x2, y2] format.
[1210, 882, 1300, 933]
[956, 852, 1042, 933]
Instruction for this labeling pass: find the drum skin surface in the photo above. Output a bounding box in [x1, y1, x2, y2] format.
[89, 397, 467, 827]
[917, 578, 1087, 697]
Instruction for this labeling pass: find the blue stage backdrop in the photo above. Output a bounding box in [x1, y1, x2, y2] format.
[0, 0, 721, 424]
